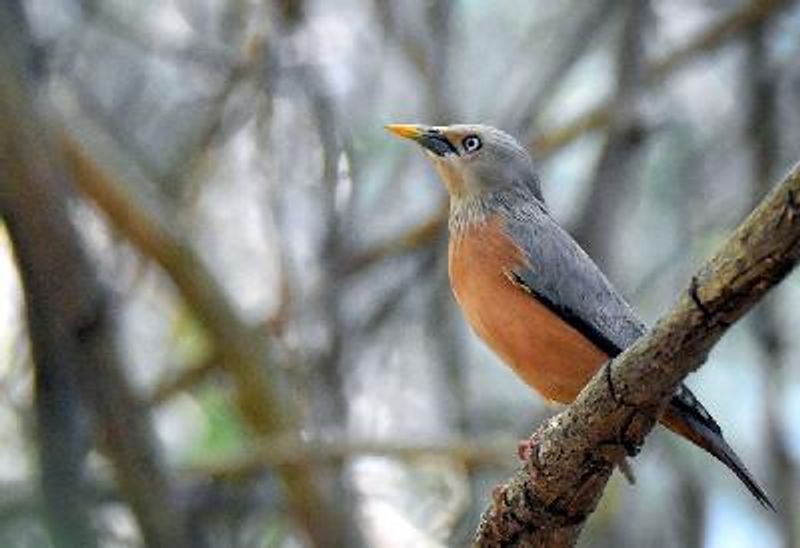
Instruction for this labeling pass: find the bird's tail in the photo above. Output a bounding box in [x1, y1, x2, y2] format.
[660, 386, 774, 511]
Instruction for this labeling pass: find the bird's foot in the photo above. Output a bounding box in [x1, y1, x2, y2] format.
[491, 484, 509, 511]
[617, 457, 636, 485]
[517, 429, 544, 462]
[517, 428, 547, 480]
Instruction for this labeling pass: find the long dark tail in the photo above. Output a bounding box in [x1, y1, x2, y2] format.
[660, 385, 774, 511]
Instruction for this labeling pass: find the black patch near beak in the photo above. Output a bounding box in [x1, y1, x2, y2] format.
[416, 128, 459, 157]
[385, 124, 459, 157]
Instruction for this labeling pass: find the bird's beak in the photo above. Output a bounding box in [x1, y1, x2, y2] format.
[385, 124, 458, 157]
[384, 124, 424, 140]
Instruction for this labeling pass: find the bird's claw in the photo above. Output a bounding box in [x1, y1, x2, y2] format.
[517, 428, 545, 460]
[517, 428, 546, 479]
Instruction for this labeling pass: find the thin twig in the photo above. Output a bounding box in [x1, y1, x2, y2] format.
[147, 352, 220, 407]
[339, 200, 448, 277]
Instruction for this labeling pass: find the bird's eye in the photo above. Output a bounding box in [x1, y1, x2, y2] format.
[462, 135, 482, 153]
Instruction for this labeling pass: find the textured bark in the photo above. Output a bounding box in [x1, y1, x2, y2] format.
[474, 161, 800, 547]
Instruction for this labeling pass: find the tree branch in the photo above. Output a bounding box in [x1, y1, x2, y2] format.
[505, 0, 617, 135]
[0, 8, 187, 547]
[146, 351, 220, 407]
[745, 21, 799, 548]
[571, 0, 649, 272]
[338, 200, 448, 277]
[474, 161, 800, 546]
[530, 0, 789, 156]
[190, 437, 515, 480]
[57, 121, 353, 547]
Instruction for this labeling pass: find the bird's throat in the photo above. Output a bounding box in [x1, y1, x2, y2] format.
[432, 158, 469, 199]
[448, 195, 491, 236]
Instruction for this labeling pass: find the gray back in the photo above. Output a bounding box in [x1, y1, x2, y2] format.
[499, 197, 645, 355]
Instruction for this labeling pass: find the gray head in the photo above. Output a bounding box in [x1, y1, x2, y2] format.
[385, 123, 543, 205]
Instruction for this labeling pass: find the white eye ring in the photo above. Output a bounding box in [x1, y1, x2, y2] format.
[462, 135, 482, 153]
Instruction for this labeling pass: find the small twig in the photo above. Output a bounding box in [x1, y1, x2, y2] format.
[339, 201, 448, 277]
[147, 352, 220, 407]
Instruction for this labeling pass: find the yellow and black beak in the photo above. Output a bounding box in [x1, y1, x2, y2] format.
[385, 124, 458, 157]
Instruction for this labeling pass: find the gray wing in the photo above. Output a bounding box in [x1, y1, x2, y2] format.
[503, 202, 645, 356]
[502, 204, 777, 507]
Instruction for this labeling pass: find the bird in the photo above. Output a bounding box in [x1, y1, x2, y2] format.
[385, 123, 772, 509]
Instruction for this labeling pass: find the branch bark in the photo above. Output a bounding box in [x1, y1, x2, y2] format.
[474, 161, 800, 546]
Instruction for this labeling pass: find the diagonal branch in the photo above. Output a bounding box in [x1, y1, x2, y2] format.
[474, 161, 800, 546]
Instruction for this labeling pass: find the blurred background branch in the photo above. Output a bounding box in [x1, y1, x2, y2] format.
[60, 125, 358, 547]
[531, 0, 791, 156]
[0, 5, 187, 546]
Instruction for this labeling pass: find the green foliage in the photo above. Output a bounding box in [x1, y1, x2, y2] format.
[192, 388, 247, 461]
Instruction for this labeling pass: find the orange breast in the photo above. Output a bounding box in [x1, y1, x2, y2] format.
[448, 216, 609, 403]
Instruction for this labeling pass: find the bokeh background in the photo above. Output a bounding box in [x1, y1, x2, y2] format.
[1, 0, 800, 546]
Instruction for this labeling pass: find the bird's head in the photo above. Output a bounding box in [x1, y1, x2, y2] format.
[385, 123, 543, 204]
